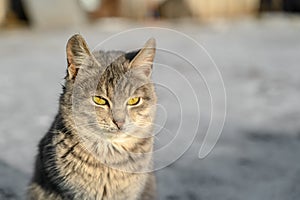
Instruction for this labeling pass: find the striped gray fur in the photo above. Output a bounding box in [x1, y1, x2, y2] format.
[27, 34, 157, 200]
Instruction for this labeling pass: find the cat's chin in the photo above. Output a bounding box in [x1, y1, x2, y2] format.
[99, 131, 133, 143]
[101, 130, 129, 138]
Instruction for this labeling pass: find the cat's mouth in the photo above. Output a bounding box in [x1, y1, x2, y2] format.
[89, 124, 148, 141]
[102, 130, 133, 142]
[101, 128, 129, 137]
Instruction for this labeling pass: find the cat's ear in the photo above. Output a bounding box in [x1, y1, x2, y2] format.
[127, 38, 156, 78]
[66, 34, 92, 80]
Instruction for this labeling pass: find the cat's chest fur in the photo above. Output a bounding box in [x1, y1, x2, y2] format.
[53, 132, 150, 200]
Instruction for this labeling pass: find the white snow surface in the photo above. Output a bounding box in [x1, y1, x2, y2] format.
[1, 15, 300, 199]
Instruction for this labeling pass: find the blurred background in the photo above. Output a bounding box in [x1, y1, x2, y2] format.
[1, 0, 300, 199]
[1, 0, 300, 28]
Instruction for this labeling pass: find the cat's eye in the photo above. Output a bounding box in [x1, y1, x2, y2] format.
[92, 96, 108, 106]
[127, 97, 140, 106]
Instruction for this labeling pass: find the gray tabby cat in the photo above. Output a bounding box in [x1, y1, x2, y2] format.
[27, 34, 157, 200]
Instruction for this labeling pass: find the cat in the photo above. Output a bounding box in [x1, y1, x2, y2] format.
[27, 34, 157, 200]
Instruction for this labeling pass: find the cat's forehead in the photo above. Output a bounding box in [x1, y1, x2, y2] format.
[98, 66, 142, 98]
[92, 51, 128, 83]
[93, 50, 126, 68]
[90, 50, 150, 99]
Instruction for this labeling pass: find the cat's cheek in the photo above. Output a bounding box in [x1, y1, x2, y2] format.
[130, 113, 153, 129]
[93, 107, 111, 128]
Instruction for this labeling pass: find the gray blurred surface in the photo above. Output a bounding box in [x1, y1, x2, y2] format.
[1, 15, 300, 199]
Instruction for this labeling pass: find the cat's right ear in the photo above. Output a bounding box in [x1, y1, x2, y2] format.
[66, 34, 92, 80]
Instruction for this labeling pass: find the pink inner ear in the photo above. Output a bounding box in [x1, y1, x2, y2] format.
[131, 65, 152, 79]
[142, 66, 151, 77]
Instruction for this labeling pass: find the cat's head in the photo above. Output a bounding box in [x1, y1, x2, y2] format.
[61, 34, 157, 144]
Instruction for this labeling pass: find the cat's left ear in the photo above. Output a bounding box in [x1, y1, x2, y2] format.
[66, 34, 92, 80]
[127, 38, 156, 78]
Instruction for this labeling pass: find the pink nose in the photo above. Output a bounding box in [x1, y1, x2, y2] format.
[114, 120, 125, 129]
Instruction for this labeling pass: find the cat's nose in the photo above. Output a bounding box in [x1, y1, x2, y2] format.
[113, 119, 125, 129]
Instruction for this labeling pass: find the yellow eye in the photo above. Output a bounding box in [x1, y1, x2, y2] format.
[127, 97, 140, 106]
[92, 96, 107, 105]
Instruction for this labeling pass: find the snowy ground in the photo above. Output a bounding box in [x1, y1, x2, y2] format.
[1, 15, 300, 199]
